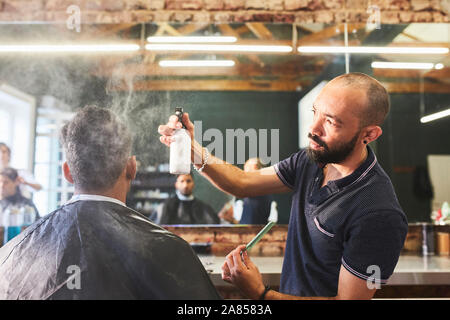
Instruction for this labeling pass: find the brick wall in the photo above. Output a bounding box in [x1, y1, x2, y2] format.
[0, 0, 447, 23]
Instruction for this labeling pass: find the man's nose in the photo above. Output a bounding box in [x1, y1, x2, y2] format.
[309, 117, 323, 137]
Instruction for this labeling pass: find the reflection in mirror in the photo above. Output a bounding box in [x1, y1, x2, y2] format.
[0, 22, 448, 225]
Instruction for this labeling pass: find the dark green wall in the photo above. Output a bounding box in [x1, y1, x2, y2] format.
[123, 90, 301, 224]
[377, 93, 450, 222]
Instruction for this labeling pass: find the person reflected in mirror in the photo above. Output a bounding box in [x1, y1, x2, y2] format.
[0, 106, 221, 300]
[157, 173, 220, 225]
[0, 142, 42, 199]
[0, 167, 39, 242]
[219, 158, 277, 225]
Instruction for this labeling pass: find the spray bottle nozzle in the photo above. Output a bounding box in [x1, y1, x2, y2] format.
[175, 107, 185, 128]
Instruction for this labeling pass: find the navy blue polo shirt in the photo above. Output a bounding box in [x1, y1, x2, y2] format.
[274, 146, 408, 297]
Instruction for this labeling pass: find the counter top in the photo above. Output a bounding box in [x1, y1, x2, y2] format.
[199, 255, 450, 287]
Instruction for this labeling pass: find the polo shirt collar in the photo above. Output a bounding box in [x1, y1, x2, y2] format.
[309, 146, 377, 206]
[327, 146, 377, 191]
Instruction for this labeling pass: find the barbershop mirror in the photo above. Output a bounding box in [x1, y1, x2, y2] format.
[0, 22, 448, 224]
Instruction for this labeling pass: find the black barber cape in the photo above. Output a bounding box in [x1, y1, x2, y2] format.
[160, 196, 220, 225]
[0, 200, 221, 300]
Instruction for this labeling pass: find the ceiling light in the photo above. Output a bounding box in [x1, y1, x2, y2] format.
[420, 108, 450, 123]
[371, 61, 435, 69]
[297, 46, 449, 54]
[145, 44, 293, 53]
[147, 36, 237, 43]
[159, 60, 235, 67]
[0, 44, 140, 53]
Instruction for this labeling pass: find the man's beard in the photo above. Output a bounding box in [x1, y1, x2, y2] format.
[306, 131, 360, 165]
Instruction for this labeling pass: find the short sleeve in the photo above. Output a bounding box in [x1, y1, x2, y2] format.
[273, 150, 305, 189]
[342, 211, 408, 285]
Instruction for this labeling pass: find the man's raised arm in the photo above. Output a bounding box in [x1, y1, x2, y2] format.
[158, 113, 290, 198]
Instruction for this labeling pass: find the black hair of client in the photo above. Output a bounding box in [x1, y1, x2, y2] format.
[0, 167, 18, 181]
[59, 105, 133, 192]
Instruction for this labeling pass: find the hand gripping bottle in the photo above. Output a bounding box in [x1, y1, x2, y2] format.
[169, 107, 191, 174]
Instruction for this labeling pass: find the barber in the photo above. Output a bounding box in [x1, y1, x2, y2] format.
[158, 73, 408, 300]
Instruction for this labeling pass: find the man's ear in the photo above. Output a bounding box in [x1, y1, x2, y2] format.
[362, 126, 382, 145]
[63, 161, 74, 184]
[126, 156, 137, 181]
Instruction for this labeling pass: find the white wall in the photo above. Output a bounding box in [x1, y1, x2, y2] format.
[0, 84, 36, 172]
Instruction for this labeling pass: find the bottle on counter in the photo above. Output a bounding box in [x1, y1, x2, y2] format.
[22, 205, 36, 227]
[422, 222, 435, 256]
[6, 205, 23, 243]
[169, 107, 191, 174]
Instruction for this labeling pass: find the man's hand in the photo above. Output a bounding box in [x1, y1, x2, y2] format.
[221, 245, 266, 300]
[158, 112, 194, 146]
[218, 202, 237, 224]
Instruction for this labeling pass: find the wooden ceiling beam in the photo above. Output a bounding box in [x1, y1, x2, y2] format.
[299, 23, 366, 45]
[110, 79, 308, 92]
[245, 23, 273, 40]
[94, 61, 321, 78]
[374, 67, 450, 80]
[382, 81, 450, 93]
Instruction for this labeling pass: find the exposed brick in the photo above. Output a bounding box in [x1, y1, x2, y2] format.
[295, 11, 315, 23]
[324, 0, 343, 9]
[412, 10, 433, 21]
[380, 10, 400, 23]
[411, 0, 431, 11]
[126, 1, 148, 10]
[315, 10, 335, 23]
[273, 13, 295, 22]
[204, 0, 224, 10]
[83, 0, 102, 11]
[172, 11, 193, 22]
[152, 11, 172, 21]
[165, 0, 181, 9]
[101, 0, 126, 11]
[429, 0, 443, 11]
[192, 11, 211, 22]
[439, 0, 450, 15]
[131, 10, 155, 22]
[224, 0, 245, 10]
[388, 0, 411, 10]
[213, 11, 232, 22]
[345, 0, 367, 10]
[147, 0, 166, 10]
[432, 11, 448, 22]
[252, 13, 274, 21]
[182, 0, 203, 9]
[166, 0, 203, 10]
[268, 0, 284, 10]
[334, 10, 348, 22]
[245, 0, 267, 9]
[284, 0, 309, 11]
[347, 10, 368, 22]
[234, 11, 254, 21]
[308, 0, 325, 10]
[399, 10, 414, 22]
[2, 0, 44, 12]
[45, 0, 83, 11]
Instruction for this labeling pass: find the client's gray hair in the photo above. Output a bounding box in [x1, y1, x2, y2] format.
[60, 105, 132, 192]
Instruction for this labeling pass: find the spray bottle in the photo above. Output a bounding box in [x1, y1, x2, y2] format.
[169, 107, 191, 174]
